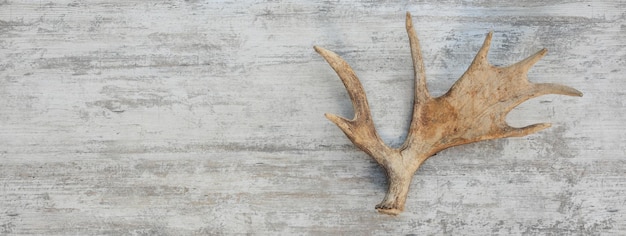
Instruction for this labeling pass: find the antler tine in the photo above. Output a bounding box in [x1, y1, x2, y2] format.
[313, 46, 367, 132]
[498, 52, 582, 138]
[314, 45, 393, 163]
[498, 83, 581, 139]
[406, 12, 430, 102]
[403, 12, 433, 150]
[532, 83, 583, 97]
[514, 50, 582, 97]
[499, 49, 582, 113]
[314, 46, 371, 120]
[469, 31, 493, 67]
[501, 83, 583, 116]
[513, 48, 548, 71]
[501, 123, 552, 138]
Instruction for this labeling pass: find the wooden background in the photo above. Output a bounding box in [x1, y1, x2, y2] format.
[1, 0, 624, 234]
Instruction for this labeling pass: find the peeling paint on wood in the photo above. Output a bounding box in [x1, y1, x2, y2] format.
[0, 0, 624, 234]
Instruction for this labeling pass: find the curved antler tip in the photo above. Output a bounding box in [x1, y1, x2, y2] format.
[533, 83, 583, 97]
[406, 12, 413, 28]
[314, 46, 336, 56]
[314, 46, 342, 63]
[470, 31, 493, 66]
[516, 48, 549, 69]
[568, 87, 583, 97]
[535, 122, 552, 129]
[325, 113, 355, 134]
[325, 113, 350, 123]
[536, 48, 548, 58]
[504, 123, 552, 137]
[530, 122, 553, 134]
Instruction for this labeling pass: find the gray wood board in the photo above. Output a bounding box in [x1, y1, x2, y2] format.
[1, 1, 624, 234]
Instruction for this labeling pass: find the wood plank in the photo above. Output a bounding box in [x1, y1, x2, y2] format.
[0, 0, 624, 234]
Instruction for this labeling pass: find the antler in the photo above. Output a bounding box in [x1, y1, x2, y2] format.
[315, 12, 582, 215]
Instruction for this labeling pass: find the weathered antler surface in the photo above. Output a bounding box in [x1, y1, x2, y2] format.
[314, 12, 582, 215]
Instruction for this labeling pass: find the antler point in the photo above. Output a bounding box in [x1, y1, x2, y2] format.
[313, 45, 325, 54]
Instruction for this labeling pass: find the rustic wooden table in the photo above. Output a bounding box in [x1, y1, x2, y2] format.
[1, 1, 624, 234]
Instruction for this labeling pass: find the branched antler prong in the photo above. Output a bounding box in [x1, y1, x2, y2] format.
[324, 113, 353, 133]
[470, 31, 493, 67]
[513, 48, 548, 71]
[405, 12, 430, 103]
[314, 46, 394, 164]
[531, 83, 584, 97]
[313, 46, 371, 119]
[501, 123, 552, 138]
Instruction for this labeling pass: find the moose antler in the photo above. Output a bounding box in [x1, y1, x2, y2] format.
[314, 12, 582, 215]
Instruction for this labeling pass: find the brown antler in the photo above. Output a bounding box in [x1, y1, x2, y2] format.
[314, 12, 582, 215]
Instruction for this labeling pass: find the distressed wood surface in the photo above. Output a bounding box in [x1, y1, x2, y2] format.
[0, 0, 624, 234]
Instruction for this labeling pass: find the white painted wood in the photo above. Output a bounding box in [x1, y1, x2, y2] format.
[0, 0, 624, 234]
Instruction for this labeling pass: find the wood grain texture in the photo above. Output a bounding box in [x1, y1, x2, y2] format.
[0, 0, 624, 234]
